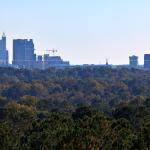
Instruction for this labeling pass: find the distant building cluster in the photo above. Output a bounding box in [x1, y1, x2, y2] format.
[0, 33, 70, 69]
[2, 33, 150, 70]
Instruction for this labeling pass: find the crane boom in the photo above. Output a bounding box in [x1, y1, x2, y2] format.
[45, 49, 58, 56]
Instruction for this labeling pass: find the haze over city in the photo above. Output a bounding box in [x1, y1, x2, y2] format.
[1, 0, 150, 65]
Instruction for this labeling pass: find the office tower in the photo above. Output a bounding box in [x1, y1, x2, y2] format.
[0, 33, 8, 65]
[13, 39, 36, 68]
[144, 54, 150, 69]
[129, 55, 138, 68]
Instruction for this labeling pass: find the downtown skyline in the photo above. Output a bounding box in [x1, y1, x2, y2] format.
[1, 0, 150, 65]
[1, 33, 149, 66]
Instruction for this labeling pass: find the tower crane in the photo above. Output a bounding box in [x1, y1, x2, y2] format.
[45, 49, 58, 56]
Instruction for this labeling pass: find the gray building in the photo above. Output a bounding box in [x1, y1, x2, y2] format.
[13, 39, 36, 68]
[0, 33, 8, 65]
[144, 54, 150, 69]
[129, 55, 138, 68]
[43, 54, 70, 69]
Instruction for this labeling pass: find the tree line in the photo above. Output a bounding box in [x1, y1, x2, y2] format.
[0, 67, 150, 149]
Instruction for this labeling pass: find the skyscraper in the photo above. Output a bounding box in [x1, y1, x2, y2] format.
[144, 54, 150, 69]
[13, 39, 36, 68]
[129, 55, 138, 68]
[0, 33, 8, 65]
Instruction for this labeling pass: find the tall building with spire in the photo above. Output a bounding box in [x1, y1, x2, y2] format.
[0, 33, 8, 65]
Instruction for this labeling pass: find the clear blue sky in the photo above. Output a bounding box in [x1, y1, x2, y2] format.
[1, 0, 150, 65]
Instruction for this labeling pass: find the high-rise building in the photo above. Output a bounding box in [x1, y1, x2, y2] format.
[13, 39, 36, 68]
[144, 54, 150, 69]
[129, 55, 138, 68]
[0, 33, 8, 65]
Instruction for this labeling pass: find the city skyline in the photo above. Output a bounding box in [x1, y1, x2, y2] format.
[1, 0, 150, 65]
[2, 32, 150, 69]
[1, 33, 150, 66]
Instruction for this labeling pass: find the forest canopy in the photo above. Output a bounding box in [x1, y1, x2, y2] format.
[0, 67, 150, 149]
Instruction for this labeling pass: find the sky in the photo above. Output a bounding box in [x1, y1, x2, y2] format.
[1, 0, 150, 65]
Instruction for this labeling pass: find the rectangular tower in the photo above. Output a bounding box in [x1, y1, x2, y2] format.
[13, 39, 36, 68]
[144, 54, 150, 69]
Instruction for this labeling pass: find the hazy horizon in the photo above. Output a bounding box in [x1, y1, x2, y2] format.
[1, 0, 150, 65]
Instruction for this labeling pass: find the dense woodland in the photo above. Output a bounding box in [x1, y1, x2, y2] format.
[0, 67, 150, 150]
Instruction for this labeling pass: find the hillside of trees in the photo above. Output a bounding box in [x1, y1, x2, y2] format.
[0, 67, 150, 149]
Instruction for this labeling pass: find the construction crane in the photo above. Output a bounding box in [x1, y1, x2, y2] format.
[45, 49, 58, 56]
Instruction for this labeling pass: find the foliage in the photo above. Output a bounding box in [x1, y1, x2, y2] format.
[0, 67, 149, 149]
